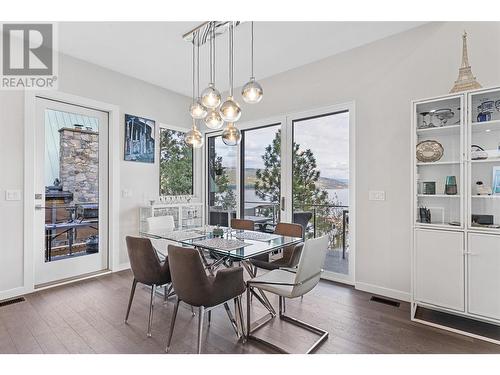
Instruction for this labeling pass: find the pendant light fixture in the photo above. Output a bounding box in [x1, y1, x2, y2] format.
[189, 32, 207, 120]
[242, 22, 263, 104]
[220, 22, 242, 123]
[185, 119, 204, 148]
[182, 21, 263, 147]
[201, 23, 222, 109]
[221, 122, 241, 146]
[203, 23, 224, 130]
[185, 32, 204, 148]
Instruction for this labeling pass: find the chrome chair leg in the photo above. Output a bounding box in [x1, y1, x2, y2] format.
[165, 298, 180, 353]
[147, 284, 156, 337]
[197, 306, 205, 354]
[223, 302, 240, 337]
[124, 279, 137, 323]
[246, 287, 251, 337]
[235, 295, 245, 340]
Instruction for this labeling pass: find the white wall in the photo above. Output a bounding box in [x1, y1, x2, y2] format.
[0, 53, 192, 297]
[238, 21, 500, 301]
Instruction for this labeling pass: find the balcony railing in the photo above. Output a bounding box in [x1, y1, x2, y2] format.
[243, 201, 349, 258]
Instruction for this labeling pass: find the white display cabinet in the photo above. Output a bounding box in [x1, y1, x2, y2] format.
[139, 202, 203, 233]
[411, 88, 500, 344]
[413, 95, 464, 229]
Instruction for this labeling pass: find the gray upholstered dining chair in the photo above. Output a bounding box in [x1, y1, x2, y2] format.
[125, 236, 172, 337]
[165, 245, 246, 354]
[230, 218, 255, 231]
[250, 222, 304, 272]
[246, 234, 330, 354]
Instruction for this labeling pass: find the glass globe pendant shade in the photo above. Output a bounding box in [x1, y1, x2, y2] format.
[184, 121, 204, 149]
[201, 84, 222, 109]
[242, 77, 263, 104]
[189, 99, 207, 120]
[220, 96, 242, 122]
[204, 110, 224, 130]
[221, 122, 241, 146]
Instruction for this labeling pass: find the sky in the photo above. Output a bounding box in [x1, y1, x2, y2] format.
[213, 111, 349, 181]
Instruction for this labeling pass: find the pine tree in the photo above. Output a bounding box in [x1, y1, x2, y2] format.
[255, 129, 344, 244]
[159, 129, 193, 195]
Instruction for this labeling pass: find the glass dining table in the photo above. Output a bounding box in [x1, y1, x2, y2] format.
[140, 225, 303, 335]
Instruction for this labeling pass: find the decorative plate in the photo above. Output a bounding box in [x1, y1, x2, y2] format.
[416, 140, 444, 162]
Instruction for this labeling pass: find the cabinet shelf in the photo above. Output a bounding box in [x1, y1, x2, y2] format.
[471, 119, 500, 132]
[471, 195, 500, 199]
[470, 158, 500, 164]
[417, 124, 461, 136]
[417, 194, 460, 198]
[416, 161, 460, 166]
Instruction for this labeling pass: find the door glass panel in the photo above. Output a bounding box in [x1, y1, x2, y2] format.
[292, 111, 350, 275]
[469, 90, 500, 230]
[415, 97, 462, 228]
[44, 109, 100, 262]
[207, 135, 237, 226]
[241, 124, 281, 231]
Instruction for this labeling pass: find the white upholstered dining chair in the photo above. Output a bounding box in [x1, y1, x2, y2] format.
[246, 234, 330, 354]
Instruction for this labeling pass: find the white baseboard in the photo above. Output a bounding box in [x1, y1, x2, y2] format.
[114, 262, 130, 272]
[0, 286, 29, 302]
[355, 281, 410, 302]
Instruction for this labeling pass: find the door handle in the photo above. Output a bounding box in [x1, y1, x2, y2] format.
[281, 196, 285, 211]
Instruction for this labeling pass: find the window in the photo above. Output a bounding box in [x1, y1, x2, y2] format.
[159, 128, 193, 195]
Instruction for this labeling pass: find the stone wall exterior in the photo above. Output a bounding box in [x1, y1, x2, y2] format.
[59, 127, 99, 203]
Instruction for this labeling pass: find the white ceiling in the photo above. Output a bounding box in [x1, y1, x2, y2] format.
[58, 22, 425, 97]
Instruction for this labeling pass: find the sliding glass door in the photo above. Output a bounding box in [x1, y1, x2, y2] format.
[286, 107, 353, 282]
[206, 134, 238, 226]
[204, 104, 354, 283]
[240, 123, 282, 231]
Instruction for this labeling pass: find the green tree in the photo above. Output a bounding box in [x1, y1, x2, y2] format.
[159, 129, 193, 195]
[255, 129, 344, 245]
[210, 155, 236, 210]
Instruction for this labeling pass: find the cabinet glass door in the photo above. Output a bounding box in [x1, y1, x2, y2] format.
[415, 96, 463, 228]
[468, 88, 500, 232]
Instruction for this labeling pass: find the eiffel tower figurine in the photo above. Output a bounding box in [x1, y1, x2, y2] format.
[450, 31, 482, 93]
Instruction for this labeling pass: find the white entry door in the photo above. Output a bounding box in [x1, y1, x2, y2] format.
[34, 97, 109, 286]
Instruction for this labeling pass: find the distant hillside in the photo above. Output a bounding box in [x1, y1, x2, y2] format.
[224, 167, 348, 189]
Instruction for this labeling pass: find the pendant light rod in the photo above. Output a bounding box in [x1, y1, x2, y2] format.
[229, 21, 234, 97]
[251, 21, 254, 78]
[212, 22, 216, 84]
[208, 23, 213, 84]
[196, 31, 200, 97]
[191, 38, 195, 104]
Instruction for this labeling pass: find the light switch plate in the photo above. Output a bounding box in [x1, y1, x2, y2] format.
[121, 189, 132, 198]
[369, 190, 386, 201]
[5, 189, 21, 201]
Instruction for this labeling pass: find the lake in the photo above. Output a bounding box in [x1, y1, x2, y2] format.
[243, 187, 349, 208]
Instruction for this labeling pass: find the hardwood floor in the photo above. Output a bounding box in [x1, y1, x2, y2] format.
[0, 270, 498, 354]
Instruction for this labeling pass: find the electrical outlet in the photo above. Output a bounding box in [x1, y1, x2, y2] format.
[369, 190, 385, 201]
[5, 190, 21, 201]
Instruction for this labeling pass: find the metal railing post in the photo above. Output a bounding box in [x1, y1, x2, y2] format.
[313, 207, 317, 238]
